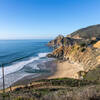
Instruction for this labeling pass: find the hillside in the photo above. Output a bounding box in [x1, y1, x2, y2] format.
[0, 78, 100, 100]
[69, 24, 100, 39]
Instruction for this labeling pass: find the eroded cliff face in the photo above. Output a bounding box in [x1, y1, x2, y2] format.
[63, 45, 100, 72]
[48, 38, 100, 73]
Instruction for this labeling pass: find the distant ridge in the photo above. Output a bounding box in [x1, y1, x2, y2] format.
[69, 24, 100, 39]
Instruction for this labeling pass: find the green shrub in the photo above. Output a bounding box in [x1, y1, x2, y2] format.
[84, 66, 100, 83]
[81, 48, 86, 52]
[79, 42, 86, 47]
[90, 40, 97, 44]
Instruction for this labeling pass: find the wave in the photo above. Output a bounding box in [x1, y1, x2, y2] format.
[38, 52, 49, 58]
[0, 52, 49, 78]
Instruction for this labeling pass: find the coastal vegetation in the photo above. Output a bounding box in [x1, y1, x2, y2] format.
[0, 78, 100, 100]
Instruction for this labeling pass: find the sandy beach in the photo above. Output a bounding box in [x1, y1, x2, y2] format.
[48, 61, 84, 79]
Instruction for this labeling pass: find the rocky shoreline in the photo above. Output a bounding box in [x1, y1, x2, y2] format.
[47, 25, 100, 79]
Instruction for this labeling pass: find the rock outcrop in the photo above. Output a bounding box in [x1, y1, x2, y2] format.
[48, 35, 83, 49]
[48, 35, 64, 48]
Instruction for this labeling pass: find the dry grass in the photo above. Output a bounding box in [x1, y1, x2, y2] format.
[0, 78, 99, 100]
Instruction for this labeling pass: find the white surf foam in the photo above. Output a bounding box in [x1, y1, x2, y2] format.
[38, 52, 49, 58]
[0, 52, 49, 78]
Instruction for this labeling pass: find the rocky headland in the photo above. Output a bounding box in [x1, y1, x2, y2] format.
[47, 24, 100, 79]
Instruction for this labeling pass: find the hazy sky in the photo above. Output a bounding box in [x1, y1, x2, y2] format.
[0, 0, 100, 39]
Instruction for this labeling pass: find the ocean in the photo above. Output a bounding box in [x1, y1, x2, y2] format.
[0, 39, 53, 89]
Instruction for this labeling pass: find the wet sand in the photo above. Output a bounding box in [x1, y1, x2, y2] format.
[12, 61, 57, 86]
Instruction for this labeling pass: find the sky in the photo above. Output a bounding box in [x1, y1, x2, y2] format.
[0, 0, 100, 39]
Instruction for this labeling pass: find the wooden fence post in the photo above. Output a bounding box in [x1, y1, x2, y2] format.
[2, 64, 5, 94]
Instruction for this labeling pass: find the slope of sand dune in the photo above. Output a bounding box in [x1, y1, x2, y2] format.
[48, 61, 84, 79]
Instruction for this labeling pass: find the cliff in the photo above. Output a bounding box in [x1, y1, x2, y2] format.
[47, 24, 100, 78]
[48, 44, 100, 72]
